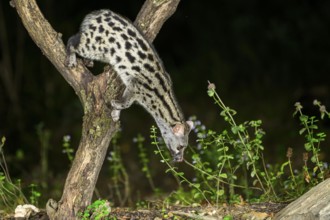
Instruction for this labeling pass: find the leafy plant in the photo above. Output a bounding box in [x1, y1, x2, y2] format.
[28, 183, 41, 206]
[135, 134, 157, 192]
[294, 101, 328, 181]
[0, 137, 28, 212]
[107, 133, 131, 206]
[62, 135, 74, 163]
[79, 199, 111, 220]
[148, 82, 329, 206]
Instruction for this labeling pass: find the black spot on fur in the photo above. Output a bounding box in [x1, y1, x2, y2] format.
[125, 41, 132, 50]
[147, 53, 154, 61]
[113, 15, 128, 26]
[113, 26, 122, 32]
[116, 56, 122, 63]
[89, 24, 96, 31]
[110, 48, 115, 56]
[104, 17, 111, 22]
[144, 63, 155, 72]
[138, 51, 147, 59]
[125, 52, 135, 63]
[99, 25, 105, 33]
[127, 29, 136, 37]
[119, 65, 126, 69]
[108, 21, 115, 27]
[95, 36, 102, 42]
[116, 42, 121, 49]
[132, 66, 140, 72]
[136, 38, 148, 51]
[121, 34, 128, 40]
[109, 37, 115, 43]
[96, 16, 102, 23]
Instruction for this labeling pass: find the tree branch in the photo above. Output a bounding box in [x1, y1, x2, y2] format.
[135, 0, 181, 42]
[11, 0, 90, 96]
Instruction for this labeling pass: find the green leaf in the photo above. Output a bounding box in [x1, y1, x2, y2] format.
[193, 183, 200, 189]
[193, 192, 201, 199]
[219, 173, 228, 179]
[311, 155, 317, 163]
[251, 170, 256, 178]
[299, 128, 306, 135]
[304, 143, 312, 151]
[223, 215, 233, 220]
[299, 115, 308, 122]
[217, 189, 225, 196]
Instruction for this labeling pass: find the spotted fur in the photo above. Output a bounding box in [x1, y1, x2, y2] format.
[66, 9, 193, 162]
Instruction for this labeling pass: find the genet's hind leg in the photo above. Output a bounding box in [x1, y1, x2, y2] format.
[83, 58, 94, 67]
[111, 88, 135, 121]
[65, 33, 81, 68]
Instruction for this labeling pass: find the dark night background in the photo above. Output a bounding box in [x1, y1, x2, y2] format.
[0, 0, 329, 203]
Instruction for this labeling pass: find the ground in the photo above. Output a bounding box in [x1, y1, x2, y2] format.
[2, 202, 287, 219]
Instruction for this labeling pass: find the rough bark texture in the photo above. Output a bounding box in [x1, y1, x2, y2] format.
[12, 0, 180, 219]
[135, 0, 181, 42]
[275, 178, 330, 220]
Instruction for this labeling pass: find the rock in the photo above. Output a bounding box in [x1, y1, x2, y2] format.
[14, 204, 40, 218]
[275, 178, 330, 220]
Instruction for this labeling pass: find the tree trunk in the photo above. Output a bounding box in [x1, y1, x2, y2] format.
[12, 0, 180, 219]
[52, 73, 121, 219]
[275, 178, 330, 220]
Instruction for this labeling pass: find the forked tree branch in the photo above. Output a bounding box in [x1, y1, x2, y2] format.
[12, 0, 180, 219]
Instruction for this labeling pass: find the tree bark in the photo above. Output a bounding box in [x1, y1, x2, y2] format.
[275, 178, 330, 220]
[12, 0, 180, 219]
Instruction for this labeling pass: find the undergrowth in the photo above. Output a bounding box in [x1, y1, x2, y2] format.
[1, 81, 329, 215]
[0, 137, 28, 213]
[142, 82, 330, 206]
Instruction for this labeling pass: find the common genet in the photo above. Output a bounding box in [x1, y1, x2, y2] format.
[66, 9, 193, 162]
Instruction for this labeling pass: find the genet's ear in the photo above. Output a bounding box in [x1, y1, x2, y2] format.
[172, 124, 185, 136]
[186, 121, 194, 131]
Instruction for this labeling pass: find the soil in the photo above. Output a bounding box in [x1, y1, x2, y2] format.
[2, 202, 287, 220]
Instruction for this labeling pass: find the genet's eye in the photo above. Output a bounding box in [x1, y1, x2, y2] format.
[178, 145, 184, 150]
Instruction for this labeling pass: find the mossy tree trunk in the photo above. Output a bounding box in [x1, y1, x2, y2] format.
[12, 0, 180, 219]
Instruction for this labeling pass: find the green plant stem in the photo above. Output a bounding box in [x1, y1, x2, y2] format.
[210, 86, 267, 193]
[184, 160, 260, 191]
[151, 126, 211, 205]
[261, 154, 278, 199]
[288, 158, 297, 187]
[297, 109, 324, 179]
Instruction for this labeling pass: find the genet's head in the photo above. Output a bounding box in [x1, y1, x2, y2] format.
[161, 121, 194, 162]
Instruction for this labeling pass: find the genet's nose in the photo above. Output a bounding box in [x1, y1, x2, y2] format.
[173, 154, 184, 162]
